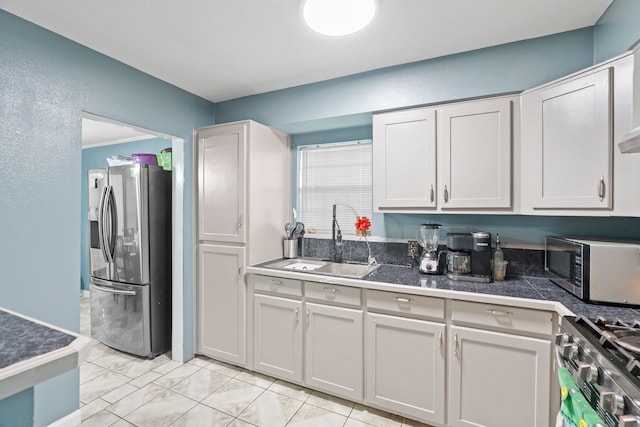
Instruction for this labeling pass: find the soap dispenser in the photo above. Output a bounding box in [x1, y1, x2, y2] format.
[492, 234, 508, 280]
[493, 234, 504, 264]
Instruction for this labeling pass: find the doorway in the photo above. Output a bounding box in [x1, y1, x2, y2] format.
[81, 112, 185, 361]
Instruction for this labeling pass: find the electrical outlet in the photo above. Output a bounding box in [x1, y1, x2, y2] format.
[407, 240, 419, 257]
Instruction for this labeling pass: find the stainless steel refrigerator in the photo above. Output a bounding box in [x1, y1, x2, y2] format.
[88, 163, 171, 358]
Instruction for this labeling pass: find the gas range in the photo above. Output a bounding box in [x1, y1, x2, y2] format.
[558, 316, 640, 426]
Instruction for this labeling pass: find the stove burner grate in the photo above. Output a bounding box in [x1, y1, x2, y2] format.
[579, 316, 640, 377]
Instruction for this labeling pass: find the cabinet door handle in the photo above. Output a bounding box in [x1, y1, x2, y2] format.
[238, 266, 243, 277]
[487, 309, 513, 317]
[323, 287, 339, 293]
[294, 307, 299, 323]
[306, 309, 310, 327]
[443, 185, 449, 203]
[454, 333, 459, 357]
[395, 297, 412, 303]
[429, 184, 435, 203]
[238, 214, 244, 229]
[598, 176, 605, 201]
[439, 331, 444, 354]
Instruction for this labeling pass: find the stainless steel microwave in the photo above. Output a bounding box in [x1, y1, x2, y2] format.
[545, 236, 640, 306]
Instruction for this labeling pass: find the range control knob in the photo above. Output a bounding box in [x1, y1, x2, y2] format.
[561, 343, 578, 359]
[600, 391, 625, 416]
[577, 363, 597, 383]
[618, 415, 638, 427]
[555, 333, 568, 346]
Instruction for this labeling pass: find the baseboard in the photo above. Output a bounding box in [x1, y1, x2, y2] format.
[47, 409, 80, 427]
[80, 289, 90, 298]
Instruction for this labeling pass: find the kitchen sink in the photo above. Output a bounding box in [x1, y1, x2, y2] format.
[283, 262, 326, 271]
[264, 258, 379, 279]
[313, 262, 379, 278]
[265, 258, 328, 271]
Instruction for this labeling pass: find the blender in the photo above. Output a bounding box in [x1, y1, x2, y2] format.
[417, 223, 442, 274]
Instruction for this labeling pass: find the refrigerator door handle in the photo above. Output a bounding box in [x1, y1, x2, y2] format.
[107, 185, 117, 261]
[92, 283, 137, 296]
[98, 185, 109, 263]
[103, 185, 117, 263]
[91, 277, 111, 287]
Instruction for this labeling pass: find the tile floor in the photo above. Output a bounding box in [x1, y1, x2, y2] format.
[79, 296, 433, 427]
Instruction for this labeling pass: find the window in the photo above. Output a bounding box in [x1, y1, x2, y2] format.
[298, 140, 372, 236]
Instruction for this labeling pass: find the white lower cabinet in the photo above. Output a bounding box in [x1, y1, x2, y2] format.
[196, 244, 246, 365]
[365, 313, 446, 425]
[249, 276, 554, 427]
[448, 325, 551, 427]
[250, 277, 363, 401]
[253, 294, 303, 383]
[305, 301, 364, 401]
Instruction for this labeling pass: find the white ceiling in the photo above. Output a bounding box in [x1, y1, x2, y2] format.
[1, 0, 613, 103]
[81, 116, 159, 148]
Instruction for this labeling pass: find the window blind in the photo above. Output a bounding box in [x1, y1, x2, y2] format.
[298, 141, 372, 236]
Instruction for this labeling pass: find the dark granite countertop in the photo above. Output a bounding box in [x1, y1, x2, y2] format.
[0, 308, 90, 400]
[365, 264, 640, 322]
[0, 310, 76, 369]
[250, 260, 640, 323]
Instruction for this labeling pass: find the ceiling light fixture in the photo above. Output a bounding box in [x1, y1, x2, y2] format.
[301, 0, 377, 37]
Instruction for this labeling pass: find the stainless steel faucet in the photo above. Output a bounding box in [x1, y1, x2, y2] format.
[331, 204, 343, 263]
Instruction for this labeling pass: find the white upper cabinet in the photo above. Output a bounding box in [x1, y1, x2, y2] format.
[373, 96, 515, 213]
[438, 99, 512, 209]
[614, 49, 640, 216]
[197, 123, 247, 243]
[521, 67, 613, 211]
[372, 48, 640, 217]
[196, 120, 290, 260]
[373, 108, 437, 209]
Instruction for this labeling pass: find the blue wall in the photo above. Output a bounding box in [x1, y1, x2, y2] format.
[0, 389, 33, 427]
[0, 10, 214, 425]
[594, 0, 640, 63]
[80, 138, 173, 292]
[216, 5, 640, 246]
[3, 1, 640, 424]
[216, 28, 595, 133]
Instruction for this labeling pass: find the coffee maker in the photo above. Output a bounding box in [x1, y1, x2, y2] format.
[445, 232, 492, 283]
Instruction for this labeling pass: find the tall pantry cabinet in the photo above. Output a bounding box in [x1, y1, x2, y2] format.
[195, 120, 290, 366]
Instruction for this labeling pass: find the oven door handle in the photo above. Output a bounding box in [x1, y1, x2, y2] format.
[92, 283, 137, 296]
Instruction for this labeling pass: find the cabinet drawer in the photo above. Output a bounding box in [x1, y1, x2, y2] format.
[451, 300, 553, 336]
[304, 282, 361, 307]
[367, 290, 445, 319]
[254, 275, 302, 297]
